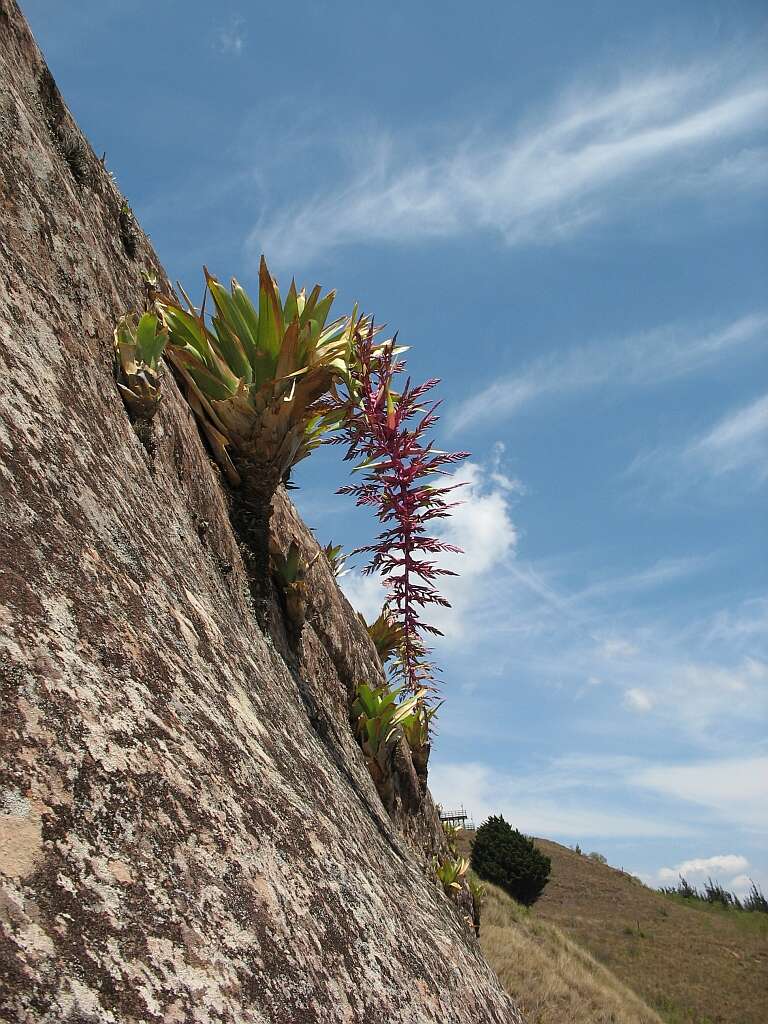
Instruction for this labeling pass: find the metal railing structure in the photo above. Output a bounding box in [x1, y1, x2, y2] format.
[438, 805, 476, 830]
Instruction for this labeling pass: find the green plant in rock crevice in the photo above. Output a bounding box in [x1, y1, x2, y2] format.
[467, 876, 486, 937]
[362, 606, 406, 666]
[401, 698, 442, 783]
[434, 854, 469, 897]
[442, 821, 461, 854]
[156, 256, 363, 621]
[351, 681, 420, 802]
[360, 605, 442, 785]
[269, 538, 318, 633]
[322, 542, 349, 578]
[119, 201, 138, 259]
[112, 256, 474, 818]
[114, 310, 168, 421]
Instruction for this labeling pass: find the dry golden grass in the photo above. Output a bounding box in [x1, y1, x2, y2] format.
[459, 832, 768, 1024]
[478, 876, 664, 1024]
[532, 838, 768, 1024]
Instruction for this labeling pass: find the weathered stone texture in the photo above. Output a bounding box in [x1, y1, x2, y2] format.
[0, 3, 523, 1021]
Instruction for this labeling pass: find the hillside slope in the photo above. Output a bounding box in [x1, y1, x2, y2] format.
[534, 837, 768, 1024]
[461, 830, 768, 1024]
[0, 3, 521, 1021]
[477, 877, 664, 1024]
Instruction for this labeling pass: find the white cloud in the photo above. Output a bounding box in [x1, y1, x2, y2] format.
[450, 312, 767, 433]
[429, 759, 691, 839]
[464, 556, 766, 741]
[704, 597, 768, 648]
[492, 548, 768, 738]
[417, 519, 766, 739]
[673, 145, 768, 193]
[577, 557, 713, 606]
[688, 392, 768, 479]
[432, 752, 768, 848]
[339, 570, 385, 625]
[648, 862, 768, 900]
[215, 17, 245, 56]
[631, 756, 768, 832]
[628, 392, 768, 491]
[656, 853, 749, 883]
[250, 61, 768, 267]
[341, 457, 519, 642]
[599, 638, 639, 658]
[641, 658, 768, 734]
[729, 873, 762, 899]
[651, 855, 768, 900]
[624, 688, 653, 712]
[584, 653, 767, 737]
[488, 440, 526, 495]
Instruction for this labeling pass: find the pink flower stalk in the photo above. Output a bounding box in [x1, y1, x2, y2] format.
[333, 325, 469, 694]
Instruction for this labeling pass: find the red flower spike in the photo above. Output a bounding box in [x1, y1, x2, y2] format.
[335, 324, 469, 695]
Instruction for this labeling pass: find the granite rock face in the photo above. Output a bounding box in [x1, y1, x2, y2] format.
[0, 3, 524, 1021]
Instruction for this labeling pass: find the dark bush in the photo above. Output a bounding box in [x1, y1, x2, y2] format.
[743, 880, 768, 914]
[471, 814, 551, 906]
[660, 875, 699, 900]
[703, 876, 740, 909]
[659, 874, 768, 913]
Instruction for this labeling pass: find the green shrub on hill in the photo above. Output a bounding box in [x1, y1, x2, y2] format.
[471, 815, 551, 906]
[660, 874, 768, 914]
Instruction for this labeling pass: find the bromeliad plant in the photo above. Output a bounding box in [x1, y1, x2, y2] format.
[467, 877, 486, 937]
[434, 854, 470, 897]
[155, 257, 363, 619]
[442, 821, 462, 855]
[401, 698, 442, 782]
[270, 538, 318, 632]
[363, 606, 406, 666]
[333, 325, 469, 695]
[114, 311, 168, 420]
[322, 542, 349, 578]
[351, 681, 420, 800]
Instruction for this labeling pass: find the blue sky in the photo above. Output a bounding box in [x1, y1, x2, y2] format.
[26, 0, 767, 893]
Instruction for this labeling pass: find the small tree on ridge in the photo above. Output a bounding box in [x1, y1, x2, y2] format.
[471, 814, 551, 906]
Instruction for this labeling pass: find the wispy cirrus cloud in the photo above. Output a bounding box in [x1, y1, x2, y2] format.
[673, 145, 768, 193]
[693, 393, 768, 477]
[618, 658, 768, 735]
[449, 312, 768, 434]
[704, 597, 768, 648]
[631, 756, 768, 833]
[624, 687, 654, 712]
[429, 759, 689, 839]
[249, 59, 768, 267]
[214, 16, 245, 56]
[571, 556, 714, 605]
[430, 752, 768, 843]
[627, 391, 768, 492]
[398, 494, 767, 742]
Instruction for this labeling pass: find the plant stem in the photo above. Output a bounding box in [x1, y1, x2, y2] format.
[232, 460, 281, 629]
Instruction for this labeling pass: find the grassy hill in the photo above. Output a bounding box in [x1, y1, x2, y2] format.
[477, 876, 664, 1023]
[458, 831, 768, 1024]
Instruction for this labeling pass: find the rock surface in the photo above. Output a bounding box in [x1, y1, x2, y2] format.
[0, 3, 524, 1021]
